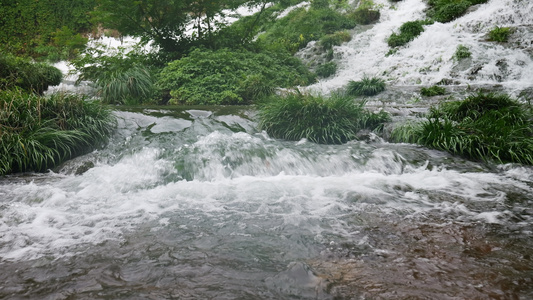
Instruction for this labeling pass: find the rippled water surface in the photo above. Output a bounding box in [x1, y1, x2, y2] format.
[1, 107, 532, 299]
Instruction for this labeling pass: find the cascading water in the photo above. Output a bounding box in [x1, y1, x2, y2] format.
[1, 107, 532, 299]
[307, 0, 533, 98]
[2, 1, 533, 299]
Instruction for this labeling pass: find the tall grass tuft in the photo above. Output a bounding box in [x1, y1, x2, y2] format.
[258, 91, 390, 144]
[391, 93, 533, 165]
[79, 64, 156, 105]
[488, 26, 512, 42]
[346, 76, 386, 96]
[0, 90, 115, 175]
[420, 85, 446, 97]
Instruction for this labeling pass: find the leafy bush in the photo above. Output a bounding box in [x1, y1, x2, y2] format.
[453, 44, 471, 60]
[157, 48, 316, 105]
[257, 6, 357, 53]
[319, 31, 352, 50]
[258, 92, 390, 144]
[316, 62, 338, 78]
[427, 0, 471, 23]
[346, 76, 386, 96]
[489, 26, 512, 42]
[390, 93, 533, 165]
[387, 20, 427, 48]
[420, 85, 446, 96]
[0, 52, 63, 94]
[0, 90, 115, 175]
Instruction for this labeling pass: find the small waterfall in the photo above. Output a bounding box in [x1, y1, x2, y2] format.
[308, 0, 533, 98]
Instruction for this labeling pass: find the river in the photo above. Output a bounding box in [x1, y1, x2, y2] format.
[1, 106, 532, 299]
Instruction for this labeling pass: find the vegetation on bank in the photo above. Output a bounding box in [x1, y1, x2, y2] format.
[0, 52, 115, 175]
[255, 3, 357, 54]
[391, 93, 533, 165]
[0, 90, 115, 175]
[0, 0, 95, 59]
[1, 52, 63, 94]
[258, 92, 390, 144]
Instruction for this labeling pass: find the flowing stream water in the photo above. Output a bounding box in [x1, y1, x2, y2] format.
[1, 106, 532, 299]
[2, 0, 533, 299]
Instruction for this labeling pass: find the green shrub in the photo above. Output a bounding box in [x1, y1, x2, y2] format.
[316, 62, 338, 78]
[390, 93, 533, 165]
[453, 44, 471, 60]
[346, 76, 386, 96]
[0, 52, 63, 94]
[0, 90, 115, 175]
[258, 92, 390, 144]
[420, 85, 446, 96]
[427, 0, 471, 23]
[387, 20, 427, 48]
[157, 48, 316, 105]
[489, 26, 512, 42]
[319, 31, 352, 50]
[351, 8, 381, 25]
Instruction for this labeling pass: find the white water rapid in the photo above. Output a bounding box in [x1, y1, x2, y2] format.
[2, 1, 533, 299]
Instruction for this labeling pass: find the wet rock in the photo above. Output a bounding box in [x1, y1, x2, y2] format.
[75, 161, 95, 175]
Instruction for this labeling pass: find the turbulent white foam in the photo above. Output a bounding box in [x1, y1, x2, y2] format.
[2, 143, 531, 261]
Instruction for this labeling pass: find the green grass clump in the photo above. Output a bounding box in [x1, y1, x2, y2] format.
[158, 48, 316, 105]
[0, 90, 116, 175]
[346, 76, 386, 96]
[319, 31, 352, 50]
[73, 50, 156, 105]
[0, 52, 63, 94]
[427, 0, 471, 23]
[453, 44, 471, 60]
[488, 26, 512, 42]
[316, 62, 337, 78]
[391, 93, 533, 165]
[258, 92, 390, 144]
[387, 20, 427, 48]
[420, 85, 446, 96]
[94, 64, 156, 105]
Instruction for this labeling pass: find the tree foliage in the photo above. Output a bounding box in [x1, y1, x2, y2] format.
[0, 0, 96, 57]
